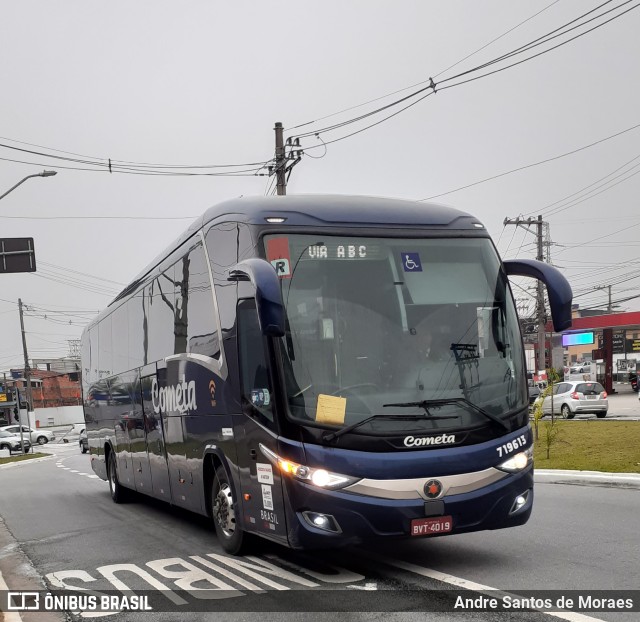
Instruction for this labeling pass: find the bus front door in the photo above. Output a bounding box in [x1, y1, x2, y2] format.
[235, 299, 288, 543]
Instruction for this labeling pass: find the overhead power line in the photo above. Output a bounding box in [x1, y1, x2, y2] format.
[526, 153, 640, 219]
[420, 121, 640, 201]
[288, 1, 639, 153]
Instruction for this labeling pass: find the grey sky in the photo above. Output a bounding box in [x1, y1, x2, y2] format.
[1, 0, 639, 371]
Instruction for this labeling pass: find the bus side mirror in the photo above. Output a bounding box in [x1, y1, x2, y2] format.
[228, 258, 285, 337]
[503, 259, 573, 332]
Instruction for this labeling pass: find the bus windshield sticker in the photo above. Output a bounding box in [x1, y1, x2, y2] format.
[257, 463, 274, 485]
[251, 389, 270, 407]
[261, 484, 274, 510]
[315, 394, 347, 425]
[401, 252, 423, 272]
[266, 237, 292, 278]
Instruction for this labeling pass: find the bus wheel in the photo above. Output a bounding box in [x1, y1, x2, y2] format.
[212, 466, 245, 555]
[108, 453, 127, 503]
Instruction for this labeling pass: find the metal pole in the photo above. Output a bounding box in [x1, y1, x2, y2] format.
[274, 122, 287, 196]
[536, 215, 546, 373]
[18, 298, 34, 453]
[0, 170, 57, 202]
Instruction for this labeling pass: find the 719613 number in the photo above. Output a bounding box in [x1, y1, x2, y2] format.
[496, 434, 527, 458]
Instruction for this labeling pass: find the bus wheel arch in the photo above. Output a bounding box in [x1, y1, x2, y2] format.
[105, 443, 128, 503]
[209, 460, 247, 555]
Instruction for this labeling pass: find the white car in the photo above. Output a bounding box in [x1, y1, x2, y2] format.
[540, 380, 608, 419]
[0, 429, 32, 453]
[0, 425, 55, 445]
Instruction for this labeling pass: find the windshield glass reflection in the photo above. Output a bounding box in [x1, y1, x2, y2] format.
[265, 234, 527, 434]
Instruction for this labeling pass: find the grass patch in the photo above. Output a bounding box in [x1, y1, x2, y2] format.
[0, 452, 48, 465]
[533, 420, 640, 473]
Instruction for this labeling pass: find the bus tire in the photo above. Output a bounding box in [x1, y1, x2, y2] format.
[108, 452, 127, 504]
[212, 465, 245, 555]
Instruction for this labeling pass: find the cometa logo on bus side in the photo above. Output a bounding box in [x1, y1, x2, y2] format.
[151, 375, 197, 414]
[403, 434, 456, 448]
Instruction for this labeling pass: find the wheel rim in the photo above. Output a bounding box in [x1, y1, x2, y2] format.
[38, 437, 46, 445]
[108, 458, 116, 495]
[561, 405, 570, 418]
[213, 482, 236, 538]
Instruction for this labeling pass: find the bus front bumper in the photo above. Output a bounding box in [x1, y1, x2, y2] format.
[283, 466, 533, 549]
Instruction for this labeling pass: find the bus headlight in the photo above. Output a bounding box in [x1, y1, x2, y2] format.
[259, 444, 360, 489]
[497, 446, 533, 473]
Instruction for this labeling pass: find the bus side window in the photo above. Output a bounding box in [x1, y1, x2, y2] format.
[184, 243, 220, 358]
[237, 299, 274, 426]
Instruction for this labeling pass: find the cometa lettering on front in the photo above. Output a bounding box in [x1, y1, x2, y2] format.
[152, 375, 197, 414]
[403, 434, 456, 448]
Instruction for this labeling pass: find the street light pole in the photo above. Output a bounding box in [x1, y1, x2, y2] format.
[0, 170, 57, 201]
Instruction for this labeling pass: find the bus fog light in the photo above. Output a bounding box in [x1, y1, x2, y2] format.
[301, 511, 342, 533]
[510, 490, 530, 514]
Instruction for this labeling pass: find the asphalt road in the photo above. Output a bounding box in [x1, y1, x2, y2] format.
[533, 389, 639, 422]
[1, 443, 639, 622]
[570, 388, 639, 421]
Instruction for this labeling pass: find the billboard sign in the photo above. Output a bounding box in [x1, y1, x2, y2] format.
[0, 238, 36, 274]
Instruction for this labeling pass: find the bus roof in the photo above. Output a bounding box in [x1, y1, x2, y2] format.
[198, 194, 478, 228]
[108, 195, 485, 310]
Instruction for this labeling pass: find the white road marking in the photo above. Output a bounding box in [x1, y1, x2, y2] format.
[363, 553, 609, 622]
[46, 456, 102, 481]
[346, 582, 378, 590]
[0, 569, 24, 622]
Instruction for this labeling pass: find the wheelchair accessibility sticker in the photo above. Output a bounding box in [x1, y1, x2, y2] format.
[401, 252, 422, 272]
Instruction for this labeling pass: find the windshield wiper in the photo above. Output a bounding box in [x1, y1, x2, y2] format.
[384, 398, 509, 432]
[322, 412, 456, 443]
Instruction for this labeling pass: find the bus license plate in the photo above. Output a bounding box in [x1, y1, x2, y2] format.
[410, 516, 453, 536]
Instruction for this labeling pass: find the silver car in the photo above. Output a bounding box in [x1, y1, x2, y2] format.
[541, 380, 608, 419]
[0, 429, 32, 454]
[0, 425, 55, 445]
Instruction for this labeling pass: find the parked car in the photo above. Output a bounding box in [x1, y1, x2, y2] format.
[61, 423, 86, 444]
[540, 380, 608, 419]
[79, 429, 88, 454]
[0, 429, 32, 454]
[527, 385, 541, 406]
[0, 425, 55, 445]
[569, 363, 591, 374]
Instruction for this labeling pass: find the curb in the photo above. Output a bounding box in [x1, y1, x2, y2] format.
[535, 469, 640, 489]
[0, 518, 66, 622]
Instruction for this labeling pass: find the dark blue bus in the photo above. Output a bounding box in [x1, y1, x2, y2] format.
[80, 195, 572, 554]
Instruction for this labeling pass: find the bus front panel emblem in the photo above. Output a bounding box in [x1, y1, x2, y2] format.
[424, 479, 443, 499]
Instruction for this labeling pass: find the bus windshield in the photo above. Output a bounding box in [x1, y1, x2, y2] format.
[265, 234, 527, 435]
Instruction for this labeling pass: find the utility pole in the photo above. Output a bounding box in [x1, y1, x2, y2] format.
[271, 121, 303, 196]
[595, 285, 613, 313]
[274, 122, 287, 196]
[503, 215, 548, 373]
[18, 298, 34, 452]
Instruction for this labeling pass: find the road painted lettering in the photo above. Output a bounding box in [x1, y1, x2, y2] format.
[46, 551, 372, 611]
[146, 558, 241, 599]
[96, 563, 186, 605]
